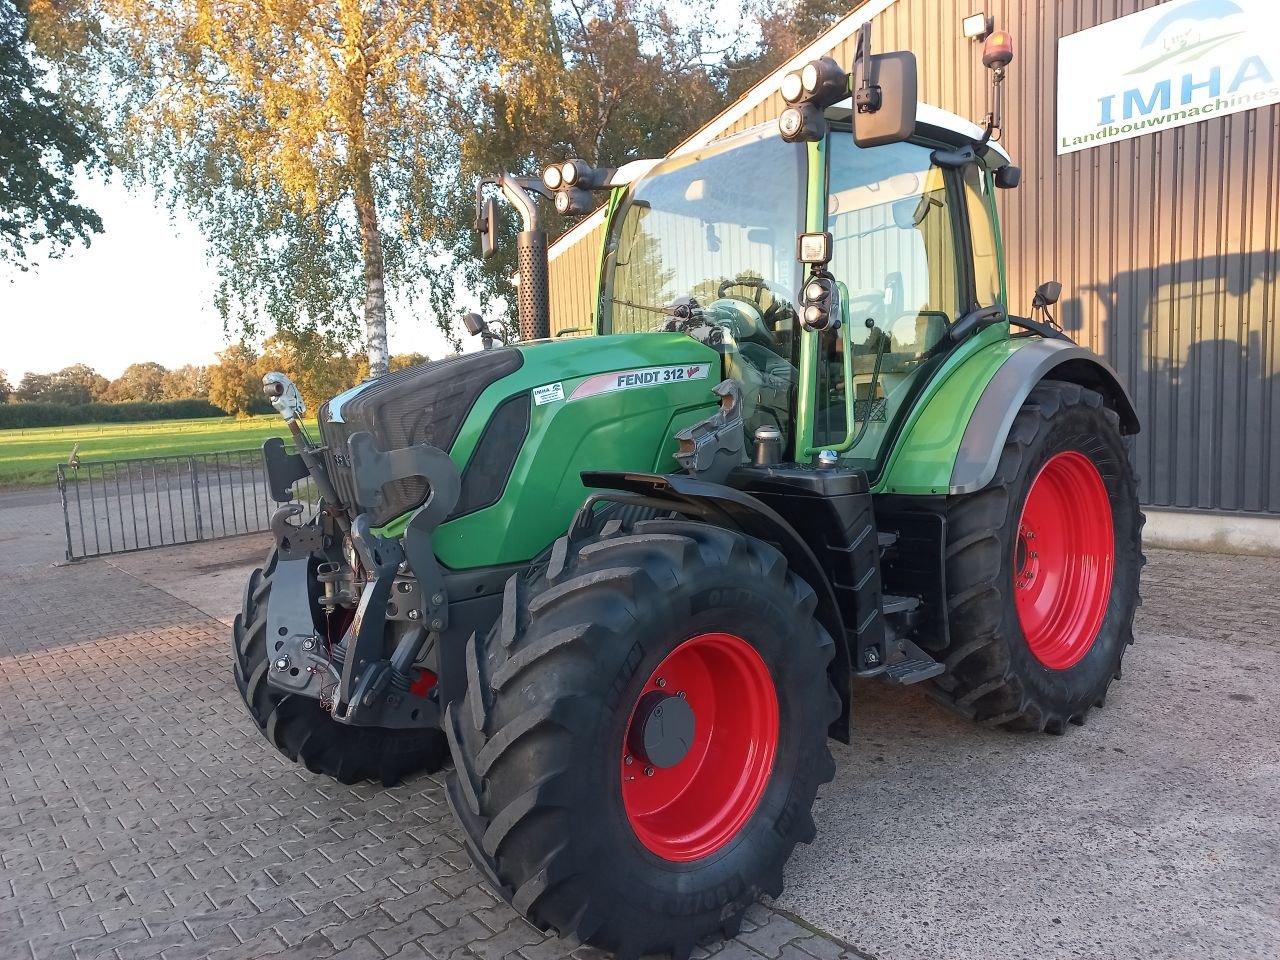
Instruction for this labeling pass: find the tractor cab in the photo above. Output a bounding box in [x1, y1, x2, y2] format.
[595, 102, 1015, 477]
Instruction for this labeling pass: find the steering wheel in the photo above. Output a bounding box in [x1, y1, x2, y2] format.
[712, 275, 796, 347]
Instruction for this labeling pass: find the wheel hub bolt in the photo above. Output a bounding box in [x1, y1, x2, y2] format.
[302, 638, 315, 651]
[274, 656, 290, 671]
[407, 609, 420, 620]
[624, 755, 633, 765]
[643, 766, 655, 777]
[655, 677, 667, 688]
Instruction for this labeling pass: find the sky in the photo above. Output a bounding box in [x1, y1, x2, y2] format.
[1, 176, 466, 381]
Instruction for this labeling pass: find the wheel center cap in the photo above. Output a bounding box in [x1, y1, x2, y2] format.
[629, 692, 696, 769]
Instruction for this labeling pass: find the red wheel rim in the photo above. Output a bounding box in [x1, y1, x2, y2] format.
[1014, 451, 1115, 670]
[621, 632, 779, 862]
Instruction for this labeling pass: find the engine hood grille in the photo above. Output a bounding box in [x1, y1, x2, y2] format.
[317, 349, 523, 526]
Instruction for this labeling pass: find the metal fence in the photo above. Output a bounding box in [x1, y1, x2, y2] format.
[57, 448, 314, 561]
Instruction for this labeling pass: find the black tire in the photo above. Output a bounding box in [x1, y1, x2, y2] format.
[445, 518, 839, 959]
[232, 549, 448, 786]
[928, 380, 1144, 732]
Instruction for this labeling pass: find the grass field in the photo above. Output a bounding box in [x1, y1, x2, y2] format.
[0, 415, 291, 488]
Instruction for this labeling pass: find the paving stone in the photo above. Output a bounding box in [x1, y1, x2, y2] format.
[4, 523, 1270, 960]
[737, 915, 814, 959]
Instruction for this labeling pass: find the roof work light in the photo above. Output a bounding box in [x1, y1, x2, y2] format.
[777, 56, 850, 143]
[539, 160, 615, 217]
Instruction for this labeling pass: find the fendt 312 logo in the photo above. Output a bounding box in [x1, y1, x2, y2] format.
[1057, 0, 1279, 154]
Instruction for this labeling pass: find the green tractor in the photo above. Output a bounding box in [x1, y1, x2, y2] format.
[238, 26, 1141, 959]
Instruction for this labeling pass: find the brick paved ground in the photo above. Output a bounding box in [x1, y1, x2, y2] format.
[1, 525, 1276, 960]
[0, 535, 863, 960]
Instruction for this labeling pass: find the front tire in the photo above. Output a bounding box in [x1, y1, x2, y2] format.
[232, 550, 448, 785]
[445, 519, 839, 959]
[929, 380, 1144, 732]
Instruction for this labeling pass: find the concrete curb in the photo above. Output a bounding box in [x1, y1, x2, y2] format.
[1143, 507, 1279, 557]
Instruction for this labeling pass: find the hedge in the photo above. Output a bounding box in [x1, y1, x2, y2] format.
[0, 399, 229, 429]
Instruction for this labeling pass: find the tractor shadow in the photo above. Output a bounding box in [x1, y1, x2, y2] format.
[1055, 249, 1280, 513]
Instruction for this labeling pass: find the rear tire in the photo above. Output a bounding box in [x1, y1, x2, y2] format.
[445, 519, 839, 959]
[928, 380, 1144, 732]
[232, 550, 448, 786]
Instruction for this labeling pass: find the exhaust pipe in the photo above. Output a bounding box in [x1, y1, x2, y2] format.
[515, 229, 550, 341]
[476, 175, 551, 342]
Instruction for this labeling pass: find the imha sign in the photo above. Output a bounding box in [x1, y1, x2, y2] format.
[1057, 0, 1280, 153]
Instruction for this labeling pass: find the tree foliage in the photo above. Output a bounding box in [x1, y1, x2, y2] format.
[721, 0, 852, 101]
[0, 369, 10, 402]
[0, 0, 104, 267]
[206, 345, 260, 416]
[31, 0, 562, 377]
[160, 364, 209, 399]
[104, 360, 166, 401]
[14, 367, 111, 405]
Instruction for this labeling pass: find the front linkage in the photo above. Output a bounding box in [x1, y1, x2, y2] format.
[259, 373, 460, 733]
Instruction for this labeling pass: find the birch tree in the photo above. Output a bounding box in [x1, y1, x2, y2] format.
[30, 0, 553, 376]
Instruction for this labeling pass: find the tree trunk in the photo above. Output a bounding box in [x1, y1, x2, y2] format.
[354, 163, 389, 379]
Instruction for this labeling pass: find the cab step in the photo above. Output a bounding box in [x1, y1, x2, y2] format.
[881, 657, 945, 685]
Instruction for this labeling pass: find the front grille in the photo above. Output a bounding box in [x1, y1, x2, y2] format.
[315, 350, 524, 525]
[317, 401, 359, 511]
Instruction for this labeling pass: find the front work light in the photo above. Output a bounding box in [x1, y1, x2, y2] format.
[555, 187, 593, 216]
[800, 57, 849, 106]
[542, 165, 563, 190]
[777, 56, 850, 143]
[779, 104, 825, 143]
[796, 231, 833, 264]
[780, 71, 805, 103]
[800, 273, 839, 332]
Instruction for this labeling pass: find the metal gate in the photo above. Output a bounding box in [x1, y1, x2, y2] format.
[57, 448, 315, 561]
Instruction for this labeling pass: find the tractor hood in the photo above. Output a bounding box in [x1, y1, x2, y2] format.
[319, 333, 721, 569]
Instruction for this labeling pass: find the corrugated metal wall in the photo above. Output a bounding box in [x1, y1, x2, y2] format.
[548, 0, 1280, 514]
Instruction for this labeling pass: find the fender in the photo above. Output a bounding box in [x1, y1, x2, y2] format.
[950, 339, 1139, 494]
[579, 470, 853, 743]
[878, 335, 1139, 496]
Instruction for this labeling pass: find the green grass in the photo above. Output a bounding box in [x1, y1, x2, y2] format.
[0, 415, 291, 488]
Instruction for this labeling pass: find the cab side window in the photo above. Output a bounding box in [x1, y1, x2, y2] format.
[963, 164, 1002, 309]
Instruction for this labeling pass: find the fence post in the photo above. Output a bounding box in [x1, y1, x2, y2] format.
[190, 456, 204, 541]
[57, 465, 75, 563]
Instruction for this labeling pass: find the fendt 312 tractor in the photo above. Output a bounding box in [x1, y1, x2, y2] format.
[238, 25, 1142, 959]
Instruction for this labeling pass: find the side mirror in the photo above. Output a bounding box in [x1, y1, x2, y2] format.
[995, 165, 1021, 189]
[477, 198, 498, 260]
[852, 51, 918, 148]
[1033, 280, 1062, 308]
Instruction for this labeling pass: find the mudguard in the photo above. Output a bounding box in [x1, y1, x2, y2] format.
[950, 340, 1139, 494]
[878, 335, 1139, 496]
[579, 470, 853, 743]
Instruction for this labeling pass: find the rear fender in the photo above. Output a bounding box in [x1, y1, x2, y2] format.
[949, 341, 1139, 494]
[878, 337, 1139, 496]
[579, 470, 852, 743]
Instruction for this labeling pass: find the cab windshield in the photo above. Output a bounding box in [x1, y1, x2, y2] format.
[599, 127, 804, 442]
[599, 127, 804, 337]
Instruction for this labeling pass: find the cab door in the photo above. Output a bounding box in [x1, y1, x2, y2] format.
[805, 133, 1003, 478]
